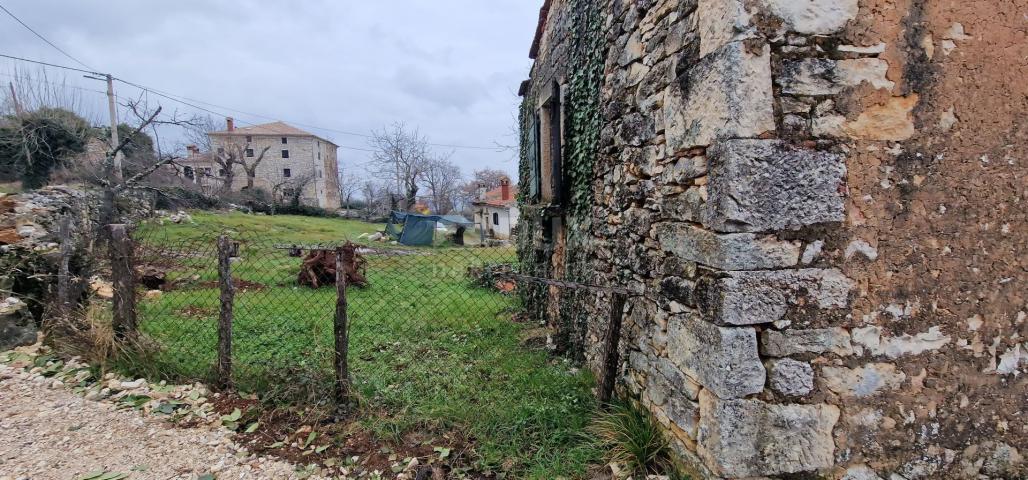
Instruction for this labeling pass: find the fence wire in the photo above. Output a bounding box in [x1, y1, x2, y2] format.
[129, 230, 558, 405]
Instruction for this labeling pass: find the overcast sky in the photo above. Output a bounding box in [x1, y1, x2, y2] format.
[0, 0, 540, 179]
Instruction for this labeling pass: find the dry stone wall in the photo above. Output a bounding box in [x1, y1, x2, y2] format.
[520, 0, 1026, 478]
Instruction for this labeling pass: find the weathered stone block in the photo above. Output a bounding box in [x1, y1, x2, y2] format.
[703, 139, 846, 232]
[697, 0, 754, 58]
[764, 0, 858, 35]
[697, 390, 840, 477]
[667, 314, 765, 399]
[664, 42, 774, 152]
[779, 58, 894, 96]
[0, 298, 37, 351]
[761, 327, 854, 357]
[699, 0, 858, 55]
[656, 223, 801, 271]
[821, 363, 906, 398]
[697, 268, 853, 325]
[768, 358, 815, 396]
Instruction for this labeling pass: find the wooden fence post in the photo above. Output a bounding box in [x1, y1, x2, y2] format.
[334, 246, 351, 406]
[598, 292, 628, 407]
[108, 224, 137, 340]
[217, 235, 235, 388]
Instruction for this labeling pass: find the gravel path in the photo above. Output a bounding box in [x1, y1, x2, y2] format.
[0, 363, 323, 480]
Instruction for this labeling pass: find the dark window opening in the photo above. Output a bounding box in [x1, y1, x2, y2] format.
[281, 150, 290, 158]
[183, 166, 194, 179]
[528, 81, 564, 205]
[493, 212, 500, 225]
[245, 135, 252, 143]
[245, 149, 254, 157]
[281, 137, 288, 144]
[283, 168, 291, 178]
[216, 147, 224, 154]
[218, 169, 226, 176]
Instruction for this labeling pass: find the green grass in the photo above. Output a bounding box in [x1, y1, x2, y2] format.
[135, 210, 385, 244]
[127, 211, 600, 478]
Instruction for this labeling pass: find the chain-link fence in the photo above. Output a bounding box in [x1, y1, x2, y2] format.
[128, 231, 534, 406]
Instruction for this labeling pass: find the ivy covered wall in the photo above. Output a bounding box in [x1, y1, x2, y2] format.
[516, 0, 607, 360]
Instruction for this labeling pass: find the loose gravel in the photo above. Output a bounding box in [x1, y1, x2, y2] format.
[0, 361, 325, 480]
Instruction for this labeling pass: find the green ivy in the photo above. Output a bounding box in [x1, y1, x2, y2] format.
[516, 0, 607, 360]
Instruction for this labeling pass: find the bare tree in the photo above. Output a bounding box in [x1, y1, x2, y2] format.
[337, 172, 359, 210]
[470, 168, 510, 190]
[360, 180, 389, 219]
[422, 156, 463, 214]
[369, 122, 431, 211]
[184, 114, 217, 152]
[236, 144, 271, 190]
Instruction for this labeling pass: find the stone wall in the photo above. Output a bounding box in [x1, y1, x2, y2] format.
[518, 0, 1026, 478]
[213, 135, 339, 209]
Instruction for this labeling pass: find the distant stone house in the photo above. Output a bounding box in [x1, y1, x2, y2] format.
[194, 118, 341, 208]
[518, 0, 1026, 479]
[472, 178, 519, 239]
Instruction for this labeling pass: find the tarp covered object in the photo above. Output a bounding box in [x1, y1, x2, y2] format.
[385, 211, 473, 246]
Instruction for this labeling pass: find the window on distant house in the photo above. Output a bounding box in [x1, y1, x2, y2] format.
[493, 212, 500, 225]
[317, 151, 321, 160]
[183, 166, 194, 179]
[281, 137, 287, 144]
[283, 168, 291, 178]
[283, 187, 296, 198]
[245, 149, 254, 157]
[218, 169, 226, 176]
[281, 150, 289, 158]
[217, 147, 224, 154]
[245, 136, 252, 143]
[202, 168, 212, 175]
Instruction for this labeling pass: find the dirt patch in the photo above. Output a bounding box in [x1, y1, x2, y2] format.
[177, 305, 217, 320]
[207, 395, 492, 479]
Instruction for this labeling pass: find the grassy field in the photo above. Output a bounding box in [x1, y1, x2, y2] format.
[129, 211, 600, 478]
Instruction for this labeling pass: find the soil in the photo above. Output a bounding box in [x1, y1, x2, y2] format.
[205, 395, 491, 479]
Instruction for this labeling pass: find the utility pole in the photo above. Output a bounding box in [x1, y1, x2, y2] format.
[105, 74, 123, 182]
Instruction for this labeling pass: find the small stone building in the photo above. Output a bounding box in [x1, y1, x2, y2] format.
[208, 118, 340, 208]
[518, 0, 1025, 478]
[472, 178, 520, 239]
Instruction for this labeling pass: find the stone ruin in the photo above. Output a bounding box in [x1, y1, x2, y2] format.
[518, 0, 1026, 478]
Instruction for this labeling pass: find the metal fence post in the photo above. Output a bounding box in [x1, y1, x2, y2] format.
[598, 292, 627, 407]
[334, 246, 351, 406]
[217, 235, 235, 388]
[108, 224, 137, 341]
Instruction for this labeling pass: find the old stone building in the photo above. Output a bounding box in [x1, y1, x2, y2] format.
[518, 0, 1026, 478]
[207, 118, 340, 208]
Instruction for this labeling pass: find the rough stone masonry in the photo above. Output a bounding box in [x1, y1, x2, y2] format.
[518, 0, 1026, 478]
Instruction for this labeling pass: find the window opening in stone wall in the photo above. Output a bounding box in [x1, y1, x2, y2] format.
[281, 137, 288, 144]
[245, 135, 252, 142]
[282, 150, 290, 158]
[537, 82, 563, 205]
[245, 149, 254, 157]
[283, 168, 291, 178]
[493, 212, 500, 225]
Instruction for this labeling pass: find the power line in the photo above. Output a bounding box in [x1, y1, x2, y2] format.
[0, 52, 502, 152]
[0, 52, 100, 75]
[0, 2, 96, 72]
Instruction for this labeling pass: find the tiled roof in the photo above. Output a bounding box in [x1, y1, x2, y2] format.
[209, 121, 336, 145]
[474, 185, 519, 208]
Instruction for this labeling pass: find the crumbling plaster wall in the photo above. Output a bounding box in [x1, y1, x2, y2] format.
[520, 0, 1026, 478]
